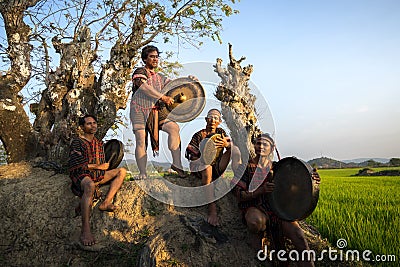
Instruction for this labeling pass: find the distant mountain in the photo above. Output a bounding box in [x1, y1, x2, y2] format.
[151, 161, 172, 170]
[341, 158, 389, 164]
[122, 159, 173, 171]
[307, 157, 348, 169]
[123, 157, 395, 171]
[307, 157, 395, 169]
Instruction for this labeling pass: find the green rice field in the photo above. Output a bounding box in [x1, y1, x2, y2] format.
[306, 167, 400, 263]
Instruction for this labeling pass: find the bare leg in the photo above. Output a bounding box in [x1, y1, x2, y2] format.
[282, 221, 314, 267]
[217, 145, 242, 175]
[161, 121, 185, 177]
[245, 207, 268, 250]
[134, 129, 147, 178]
[199, 145, 242, 226]
[80, 177, 96, 246]
[201, 165, 219, 226]
[98, 168, 126, 211]
[230, 145, 242, 174]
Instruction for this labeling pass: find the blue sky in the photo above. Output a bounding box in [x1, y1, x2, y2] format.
[158, 0, 400, 161]
[2, 1, 398, 162]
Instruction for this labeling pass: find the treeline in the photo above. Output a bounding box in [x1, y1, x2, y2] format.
[308, 157, 400, 169]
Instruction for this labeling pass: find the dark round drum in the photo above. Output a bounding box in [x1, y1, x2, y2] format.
[267, 157, 319, 221]
[104, 139, 124, 170]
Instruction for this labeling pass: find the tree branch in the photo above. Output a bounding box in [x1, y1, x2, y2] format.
[93, 0, 131, 53]
[73, 0, 89, 41]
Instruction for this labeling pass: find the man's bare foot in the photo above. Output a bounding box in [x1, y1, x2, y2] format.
[80, 231, 96, 246]
[98, 202, 117, 212]
[133, 173, 147, 180]
[207, 202, 219, 226]
[171, 165, 187, 178]
[207, 212, 220, 226]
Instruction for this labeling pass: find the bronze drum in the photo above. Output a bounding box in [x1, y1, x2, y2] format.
[267, 157, 319, 221]
[199, 134, 224, 166]
[104, 139, 124, 170]
[160, 77, 205, 123]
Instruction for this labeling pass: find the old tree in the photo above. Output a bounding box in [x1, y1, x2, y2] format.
[0, 0, 238, 164]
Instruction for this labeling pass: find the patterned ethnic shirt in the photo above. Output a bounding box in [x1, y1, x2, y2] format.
[130, 67, 169, 111]
[185, 128, 227, 161]
[233, 160, 275, 213]
[69, 137, 106, 185]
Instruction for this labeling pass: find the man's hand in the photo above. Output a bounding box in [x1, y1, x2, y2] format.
[88, 162, 109, 170]
[161, 95, 174, 105]
[261, 181, 275, 194]
[312, 168, 321, 184]
[214, 136, 231, 149]
[98, 162, 110, 171]
[188, 75, 199, 81]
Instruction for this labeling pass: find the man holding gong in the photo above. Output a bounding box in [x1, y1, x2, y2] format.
[130, 45, 196, 179]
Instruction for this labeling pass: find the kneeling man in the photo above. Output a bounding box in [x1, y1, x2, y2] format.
[233, 133, 320, 267]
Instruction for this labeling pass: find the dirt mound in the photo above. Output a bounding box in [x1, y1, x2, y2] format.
[0, 162, 350, 266]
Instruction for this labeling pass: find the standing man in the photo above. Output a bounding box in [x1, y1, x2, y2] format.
[69, 114, 126, 246]
[186, 109, 241, 226]
[130, 45, 188, 179]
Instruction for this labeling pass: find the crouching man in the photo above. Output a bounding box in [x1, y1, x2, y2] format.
[186, 109, 241, 226]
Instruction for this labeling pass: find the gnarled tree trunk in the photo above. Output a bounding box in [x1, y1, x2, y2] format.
[0, 4, 147, 165]
[32, 26, 142, 164]
[0, 0, 39, 163]
[214, 44, 261, 161]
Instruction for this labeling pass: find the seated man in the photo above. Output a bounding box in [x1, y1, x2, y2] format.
[233, 133, 320, 267]
[69, 114, 126, 246]
[185, 109, 241, 226]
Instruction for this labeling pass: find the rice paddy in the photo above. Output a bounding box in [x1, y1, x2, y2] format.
[306, 167, 400, 265]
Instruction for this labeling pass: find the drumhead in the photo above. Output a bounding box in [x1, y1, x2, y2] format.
[104, 139, 124, 170]
[199, 134, 224, 166]
[267, 157, 319, 221]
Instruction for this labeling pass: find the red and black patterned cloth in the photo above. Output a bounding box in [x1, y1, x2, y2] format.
[233, 161, 274, 212]
[185, 128, 227, 179]
[130, 67, 169, 111]
[69, 137, 105, 197]
[185, 128, 226, 160]
[233, 160, 284, 253]
[130, 67, 170, 156]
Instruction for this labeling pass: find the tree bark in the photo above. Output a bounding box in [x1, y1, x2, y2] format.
[0, 1, 37, 162]
[1, 2, 147, 165]
[32, 26, 132, 164]
[31, 16, 147, 164]
[214, 44, 261, 162]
